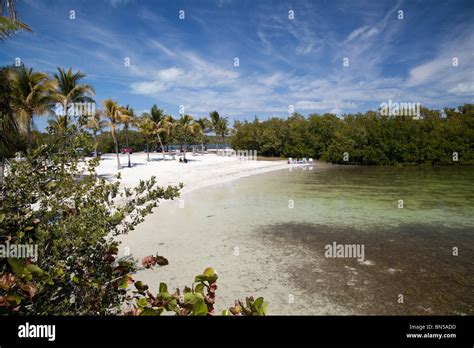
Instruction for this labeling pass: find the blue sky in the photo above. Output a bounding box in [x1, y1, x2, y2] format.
[2, 0, 473, 131]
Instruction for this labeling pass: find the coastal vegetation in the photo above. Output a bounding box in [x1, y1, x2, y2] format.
[5, 64, 471, 167]
[231, 107, 474, 165]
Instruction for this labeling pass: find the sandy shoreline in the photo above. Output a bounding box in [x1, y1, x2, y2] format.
[95, 151, 320, 314]
[97, 152, 332, 314]
[95, 151, 290, 194]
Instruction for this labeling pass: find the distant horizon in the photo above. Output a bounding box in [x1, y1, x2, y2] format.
[2, 0, 473, 131]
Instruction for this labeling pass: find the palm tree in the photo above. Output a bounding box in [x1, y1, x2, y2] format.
[209, 110, 221, 151]
[216, 117, 230, 150]
[0, 0, 31, 42]
[9, 65, 56, 149]
[53, 67, 95, 134]
[0, 66, 20, 185]
[149, 105, 168, 159]
[120, 105, 135, 167]
[161, 115, 175, 156]
[103, 98, 122, 170]
[176, 114, 198, 160]
[47, 115, 67, 137]
[195, 117, 211, 154]
[85, 111, 107, 157]
[0, 16, 30, 42]
[150, 105, 164, 122]
[138, 114, 155, 162]
[160, 115, 176, 156]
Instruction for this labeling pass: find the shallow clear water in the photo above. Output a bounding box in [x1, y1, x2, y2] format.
[219, 165, 474, 230]
[134, 164, 474, 314]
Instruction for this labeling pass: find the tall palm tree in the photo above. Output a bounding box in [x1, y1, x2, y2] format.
[209, 110, 221, 151]
[138, 114, 155, 162]
[195, 117, 211, 154]
[161, 115, 175, 156]
[160, 115, 176, 156]
[0, 0, 31, 42]
[9, 65, 56, 149]
[0, 66, 19, 185]
[53, 67, 95, 134]
[150, 104, 164, 123]
[103, 98, 122, 170]
[216, 117, 230, 150]
[120, 105, 135, 167]
[85, 111, 107, 157]
[149, 105, 168, 159]
[176, 114, 197, 160]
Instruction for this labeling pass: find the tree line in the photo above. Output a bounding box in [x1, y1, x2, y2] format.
[0, 64, 232, 177]
[231, 106, 474, 165]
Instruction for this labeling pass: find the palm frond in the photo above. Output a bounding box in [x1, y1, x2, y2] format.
[0, 16, 31, 42]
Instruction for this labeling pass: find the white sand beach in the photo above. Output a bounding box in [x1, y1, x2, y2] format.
[95, 152, 289, 194]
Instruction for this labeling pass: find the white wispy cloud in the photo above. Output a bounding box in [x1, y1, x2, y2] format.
[346, 26, 370, 42]
[406, 25, 474, 100]
[113, 0, 474, 118]
[13, 0, 473, 123]
[107, 0, 133, 8]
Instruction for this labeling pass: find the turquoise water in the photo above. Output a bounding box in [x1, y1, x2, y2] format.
[139, 164, 474, 314]
[226, 165, 474, 230]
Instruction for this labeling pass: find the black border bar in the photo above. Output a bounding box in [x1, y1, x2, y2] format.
[0, 315, 473, 346]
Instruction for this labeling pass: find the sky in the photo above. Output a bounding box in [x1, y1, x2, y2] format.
[1, 0, 474, 131]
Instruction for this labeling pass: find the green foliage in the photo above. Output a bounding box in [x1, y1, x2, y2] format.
[0, 134, 181, 315]
[0, 16, 31, 42]
[0, 134, 267, 316]
[124, 267, 268, 316]
[0, 66, 21, 161]
[97, 129, 154, 153]
[231, 105, 474, 165]
[8, 65, 56, 148]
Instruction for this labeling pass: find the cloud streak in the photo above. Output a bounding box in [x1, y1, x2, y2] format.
[4, 0, 473, 128]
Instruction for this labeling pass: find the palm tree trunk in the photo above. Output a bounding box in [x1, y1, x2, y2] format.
[93, 131, 98, 157]
[62, 101, 68, 150]
[0, 156, 5, 187]
[125, 125, 131, 167]
[112, 128, 120, 170]
[27, 119, 32, 151]
[146, 139, 150, 162]
[201, 139, 204, 155]
[157, 133, 165, 159]
[63, 100, 68, 128]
